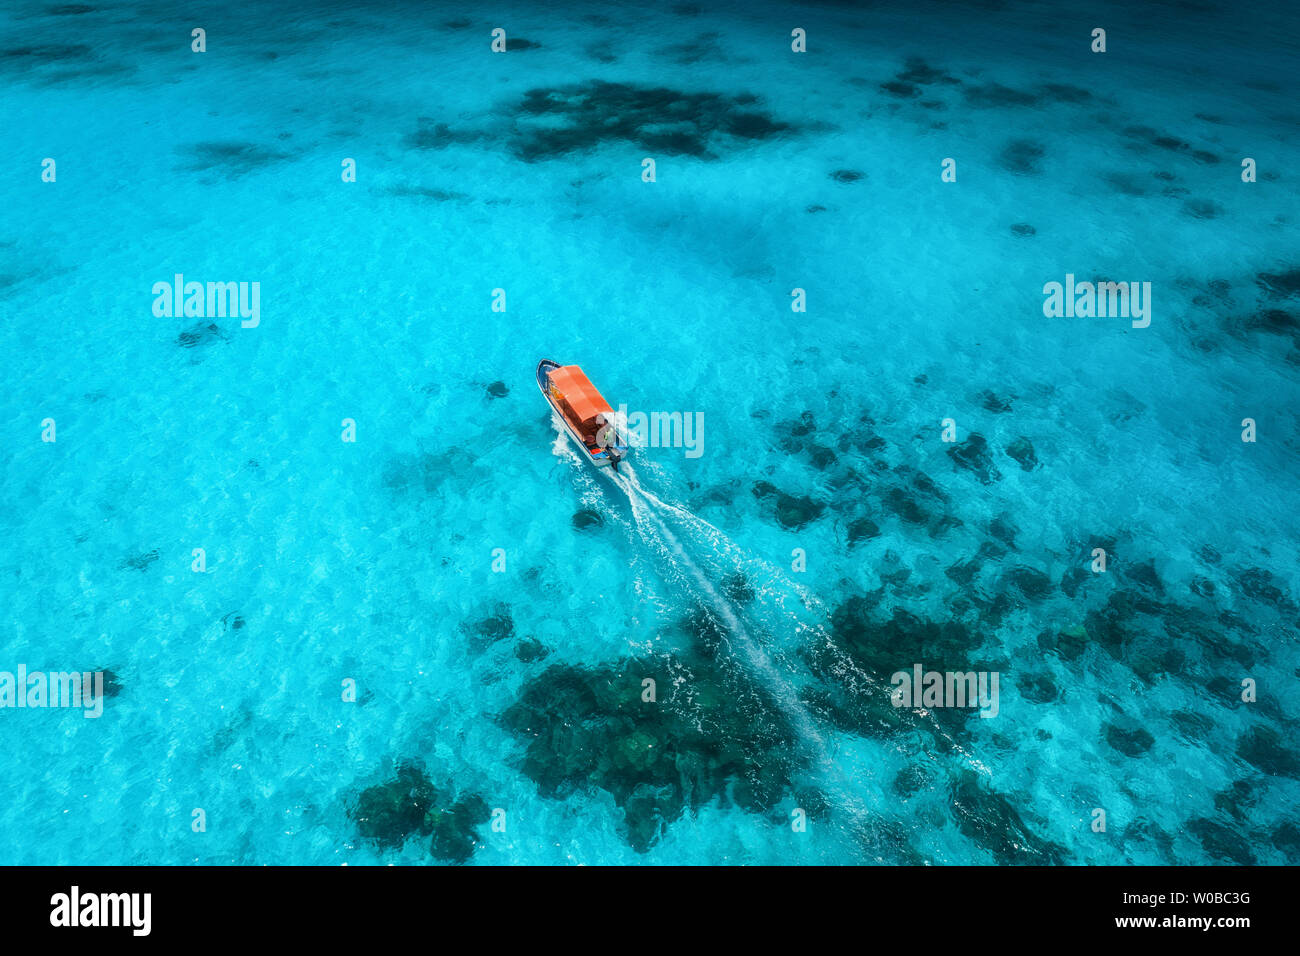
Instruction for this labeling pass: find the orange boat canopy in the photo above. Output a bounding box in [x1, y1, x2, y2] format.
[547, 364, 613, 432]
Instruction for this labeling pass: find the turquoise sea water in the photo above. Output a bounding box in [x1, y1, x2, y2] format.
[1, 0, 1298, 864]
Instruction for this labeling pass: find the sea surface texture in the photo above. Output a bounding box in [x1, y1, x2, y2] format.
[1, 0, 1298, 864]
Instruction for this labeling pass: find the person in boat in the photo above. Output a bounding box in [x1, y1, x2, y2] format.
[593, 413, 621, 469]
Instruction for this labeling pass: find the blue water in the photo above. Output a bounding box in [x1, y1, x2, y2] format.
[1, 0, 1298, 865]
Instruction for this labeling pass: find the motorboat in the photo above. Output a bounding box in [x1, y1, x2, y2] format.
[536, 359, 628, 470]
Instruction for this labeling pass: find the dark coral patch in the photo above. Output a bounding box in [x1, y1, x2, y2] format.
[847, 517, 880, 545]
[1123, 558, 1164, 594]
[726, 111, 789, 139]
[349, 762, 490, 862]
[806, 442, 837, 470]
[118, 549, 160, 571]
[1005, 436, 1037, 471]
[428, 795, 491, 863]
[1181, 198, 1223, 220]
[1213, 780, 1256, 822]
[895, 57, 959, 86]
[999, 139, 1044, 175]
[1236, 567, 1293, 608]
[906, 468, 949, 503]
[509, 81, 791, 162]
[1237, 725, 1300, 778]
[84, 668, 123, 698]
[1272, 822, 1300, 861]
[949, 770, 1067, 864]
[1104, 722, 1155, 756]
[176, 322, 228, 348]
[929, 515, 963, 538]
[1245, 309, 1299, 338]
[987, 520, 1019, 548]
[751, 481, 826, 529]
[1006, 565, 1051, 600]
[514, 638, 550, 663]
[404, 120, 482, 151]
[1258, 268, 1300, 298]
[831, 602, 984, 681]
[462, 603, 515, 650]
[774, 410, 817, 453]
[836, 413, 885, 456]
[1058, 566, 1089, 599]
[947, 433, 1001, 484]
[1187, 817, 1255, 865]
[502, 658, 803, 852]
[1038, 626, 1088, 662]
[978, 389, 1013, 413]
[349, 762, 439, 850]
[774, 493, 825, 529]
[885, 485, 931, 525]
[946, 560, 979, 586]
[0, 44, 95, 63]
[880, 80, 919, 98]
[1020, 670, 1058, 703]
[175, 141, 292, 178]
[1170, 709, 1213, 741]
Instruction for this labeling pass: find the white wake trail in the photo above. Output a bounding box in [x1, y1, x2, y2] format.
[620, 473, 827, 752]
[604, 463, 892, 852]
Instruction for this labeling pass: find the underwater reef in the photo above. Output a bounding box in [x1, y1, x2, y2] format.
[500, 625, 812, 852]
[405, 80, 796, 164]
[348, 761, 491, 864]
[733, 371, 1300, 863]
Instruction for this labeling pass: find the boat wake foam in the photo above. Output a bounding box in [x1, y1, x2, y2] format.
[603, 463, 904, 856]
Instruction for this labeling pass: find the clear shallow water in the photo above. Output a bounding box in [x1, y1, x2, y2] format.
[1, 0, 1297, 864]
